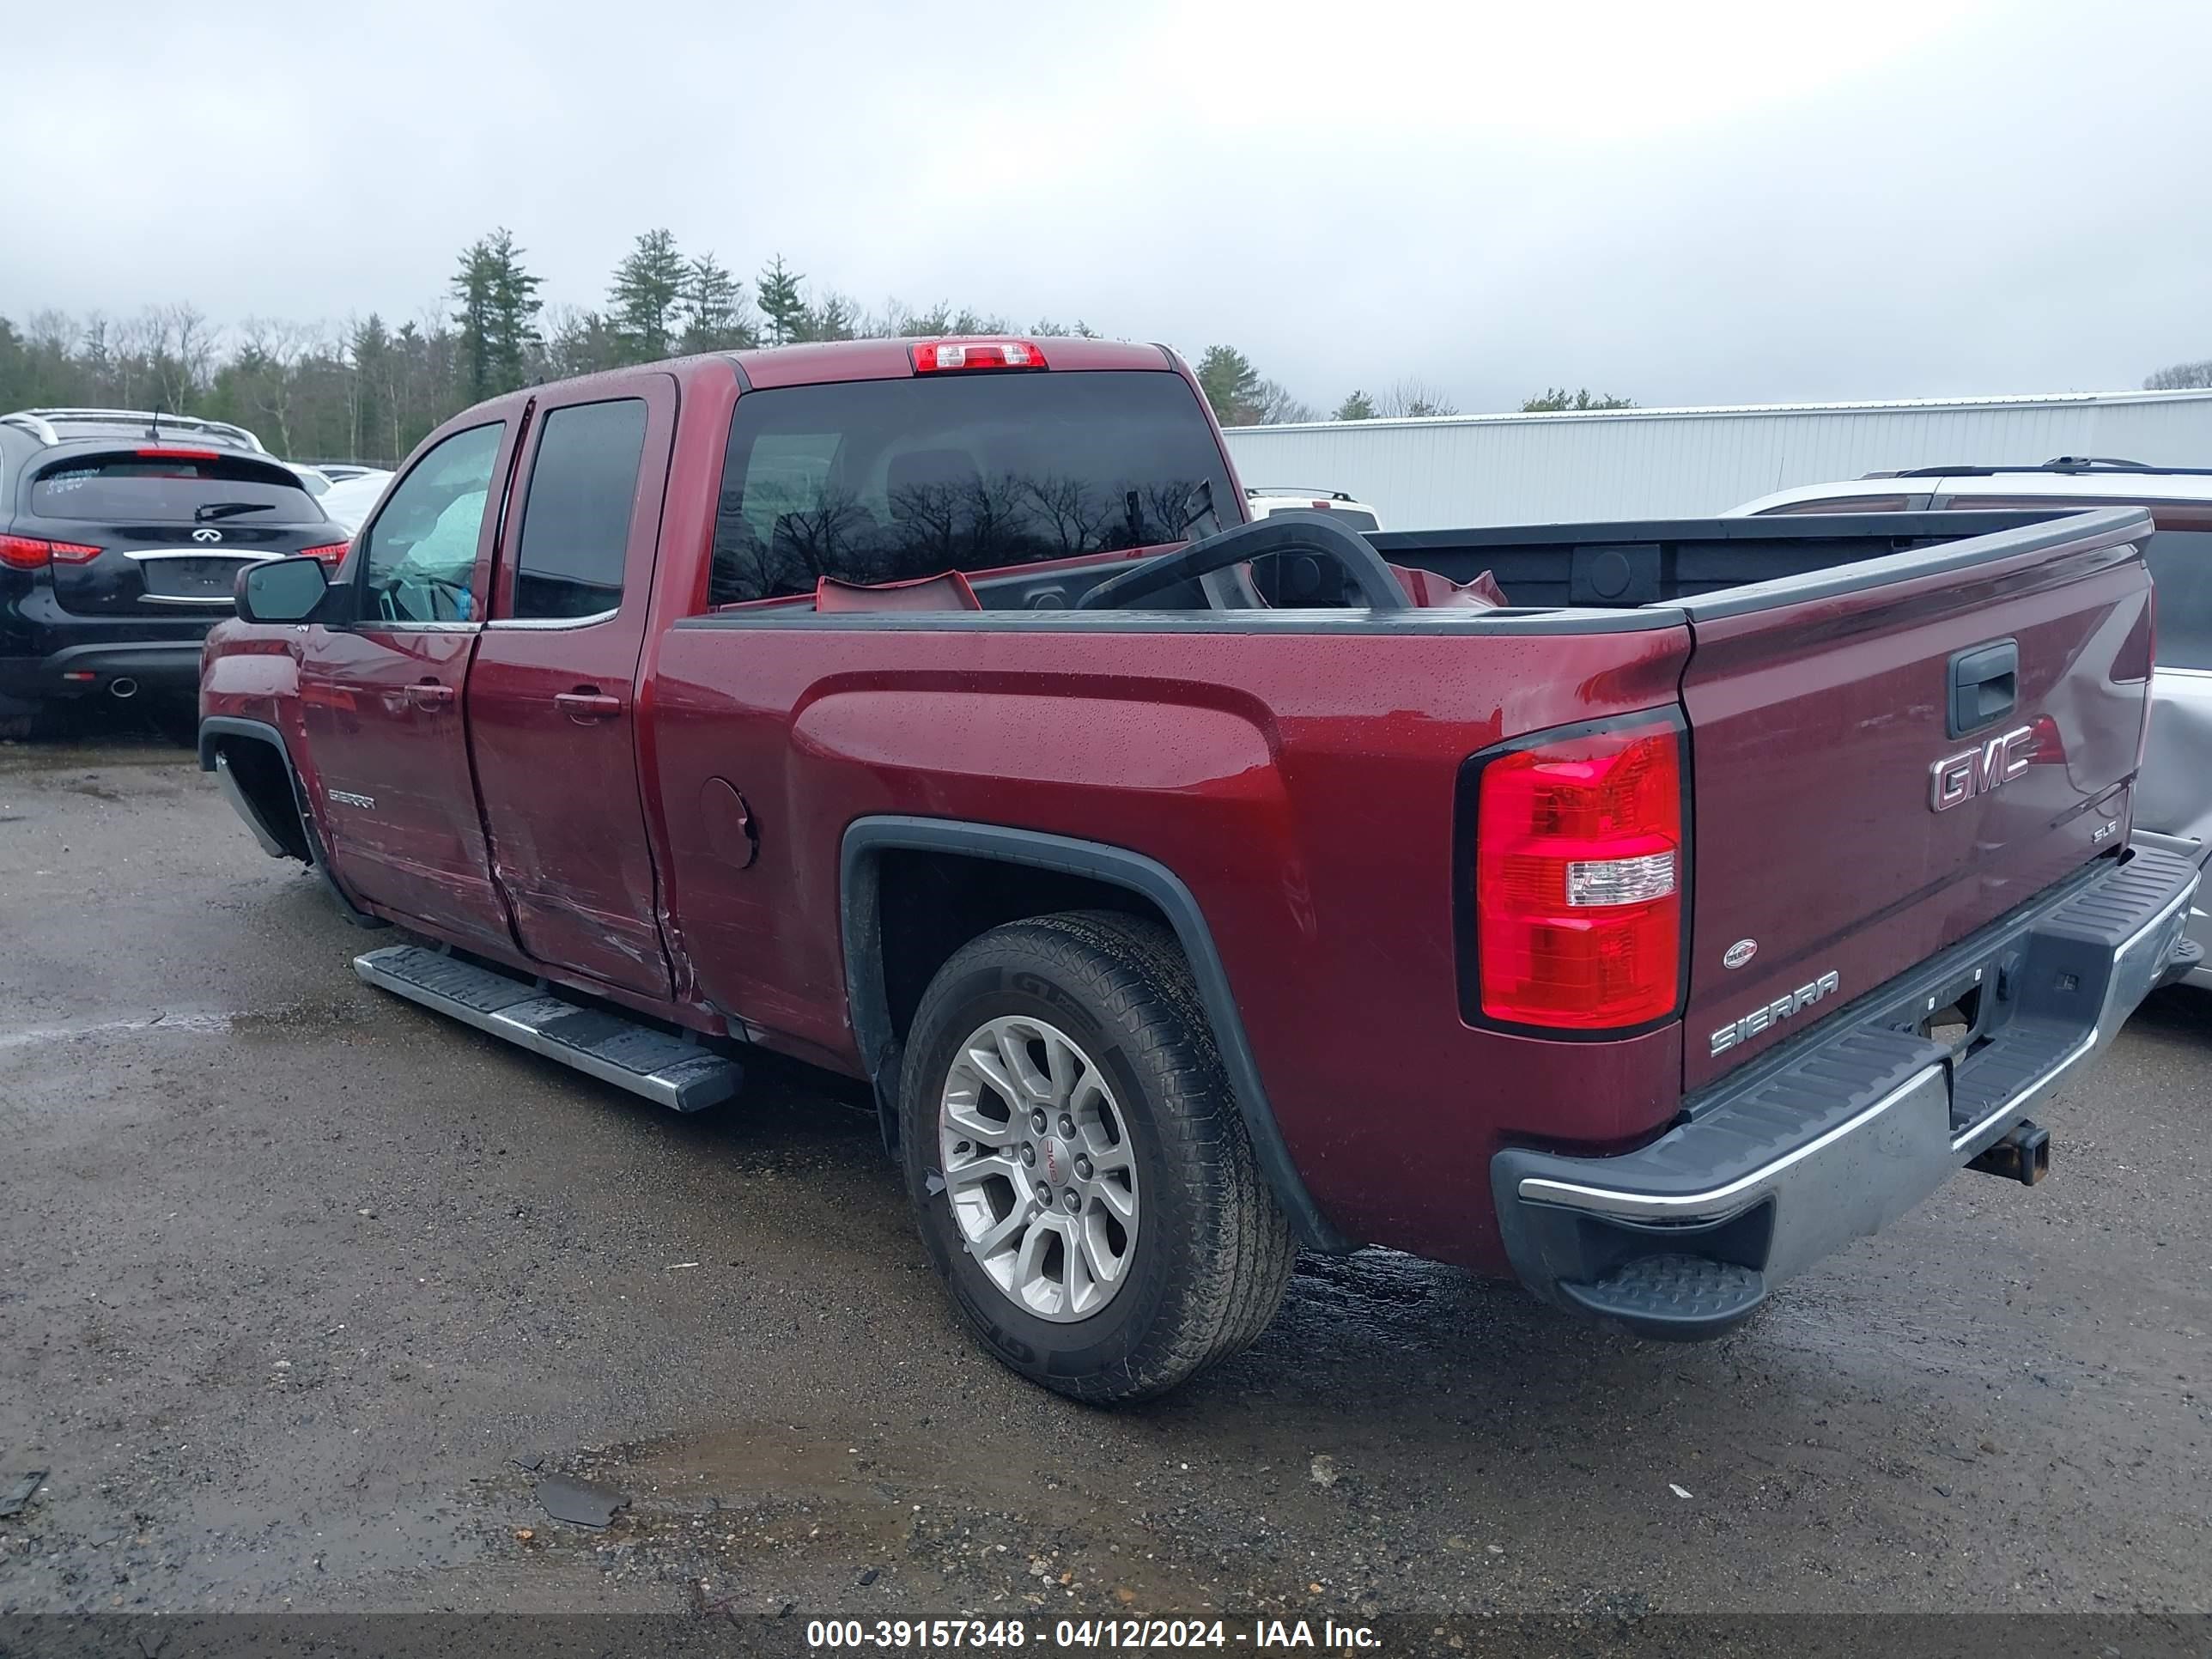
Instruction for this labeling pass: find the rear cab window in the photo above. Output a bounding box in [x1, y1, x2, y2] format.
[708, 370, 1235, 606]
[28, 453, 325, 525]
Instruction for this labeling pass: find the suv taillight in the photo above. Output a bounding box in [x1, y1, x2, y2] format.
[1473, 715, 1685, 1030]
[0, 534, 100, 570]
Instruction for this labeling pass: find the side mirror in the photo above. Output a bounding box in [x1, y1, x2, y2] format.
[237, 556, 330, 623]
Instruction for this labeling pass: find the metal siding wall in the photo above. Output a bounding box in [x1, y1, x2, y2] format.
[1221, 396, 2212, 528]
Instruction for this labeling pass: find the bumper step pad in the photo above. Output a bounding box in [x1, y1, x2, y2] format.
[1557, 1255, 1768, 1341]
[353, 945, 741, 1112]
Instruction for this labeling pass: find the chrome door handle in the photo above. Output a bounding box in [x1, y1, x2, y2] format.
[553, 691, 623, 723]
[405, 681, 455, 708]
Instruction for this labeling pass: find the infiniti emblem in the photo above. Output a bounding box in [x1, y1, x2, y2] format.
[191, 527, 223, 544]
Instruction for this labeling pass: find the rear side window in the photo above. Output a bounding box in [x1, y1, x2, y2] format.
[708, 371, 1236, 605]
[28, 453, 325, 525]
[358, 423, 503, 625]
[2143, 531, 2212, 670]
[512, 398, 648, 620]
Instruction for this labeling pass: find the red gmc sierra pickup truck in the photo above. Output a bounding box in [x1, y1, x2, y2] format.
[198, 337, 2203, 1401]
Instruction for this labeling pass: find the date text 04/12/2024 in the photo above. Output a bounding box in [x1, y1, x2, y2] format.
[805, 1618, 1382, 1650]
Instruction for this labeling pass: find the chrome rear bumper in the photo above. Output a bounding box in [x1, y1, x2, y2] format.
[1493, 837, 2204, 1339]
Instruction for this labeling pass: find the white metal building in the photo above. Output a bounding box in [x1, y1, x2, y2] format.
[1218, 391, 2212, 530]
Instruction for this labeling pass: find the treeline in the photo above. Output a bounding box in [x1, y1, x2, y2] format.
[0, 226, 1641, 465]
[2145, 357, 2212, 390]
[0, 230, 1101, 467]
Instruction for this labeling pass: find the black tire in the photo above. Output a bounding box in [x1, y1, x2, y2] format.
[899, 910, 1296, 1403]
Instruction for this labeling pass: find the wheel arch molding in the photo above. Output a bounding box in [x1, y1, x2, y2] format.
[838, 815, 1353, 1253]
[198, 714, 386, 928]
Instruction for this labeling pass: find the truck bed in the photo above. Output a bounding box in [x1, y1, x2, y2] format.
[1364, 506, 2106, 611]
[1368, 506, 2159, 1089]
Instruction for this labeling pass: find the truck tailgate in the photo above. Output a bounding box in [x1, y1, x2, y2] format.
[1678, 509, 2155, 1091]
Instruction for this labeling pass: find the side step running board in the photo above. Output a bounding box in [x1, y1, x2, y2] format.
[353, 945, 741, 1112]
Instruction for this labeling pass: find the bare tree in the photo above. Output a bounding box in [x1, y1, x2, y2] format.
[1374, 378, 1459, 418]
[2144, 359, 2212, 391]
[145, 303, 219, 412]
[232, 317, 325, 455]
[1255, 379, 1318, 424]
[111, 312, 160, 407]
[27, 310, 74, 358]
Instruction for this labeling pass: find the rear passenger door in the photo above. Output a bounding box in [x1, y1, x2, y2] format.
[465, 378, 678, 998]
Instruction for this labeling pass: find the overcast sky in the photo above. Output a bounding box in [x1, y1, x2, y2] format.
[7, 0, 2209, 412]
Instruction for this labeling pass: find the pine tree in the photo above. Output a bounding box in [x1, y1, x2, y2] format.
[609, 228, 690, 362]
[452, 239, 498, 402]
[544, 306, 625, 379]
[679, 253, 754, 353]
[349, 314, 392, 464]
[1333, 390, 1376, 421]
[485, 231, 543, 391]
[1521, 386, 1634, 412]
[803, 293, 858, 343]
[1194, 345, 1264, 426]
[450, 229, 541, 400]
[756, 255, 808, 347]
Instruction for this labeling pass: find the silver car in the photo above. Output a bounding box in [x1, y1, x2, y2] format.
[317, 468, 396, 535]
[1729, 459, 2212, 989]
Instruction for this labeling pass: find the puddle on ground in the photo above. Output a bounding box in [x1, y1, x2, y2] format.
[0, 1001, 367, 1055]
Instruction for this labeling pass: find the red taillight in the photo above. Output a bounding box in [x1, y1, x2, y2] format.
[0, 535, 100, 569]
[297, 542, 350, 567]
[1474, 718, 1684, 1030]
[136, 447, 222, 461]
[911, 339, 1048, 374]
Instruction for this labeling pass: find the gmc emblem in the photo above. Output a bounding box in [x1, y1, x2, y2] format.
[1929, 724, 2036, 812]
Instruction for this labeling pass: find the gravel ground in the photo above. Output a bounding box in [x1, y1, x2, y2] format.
[1, 720, 2208, 1626]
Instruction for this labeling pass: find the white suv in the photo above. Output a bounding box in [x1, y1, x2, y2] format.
[1243, 487, 1384, 532]
[1729, 459, 2212, 990]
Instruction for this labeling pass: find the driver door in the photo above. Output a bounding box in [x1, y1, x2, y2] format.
[299, 415, 523, 948]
